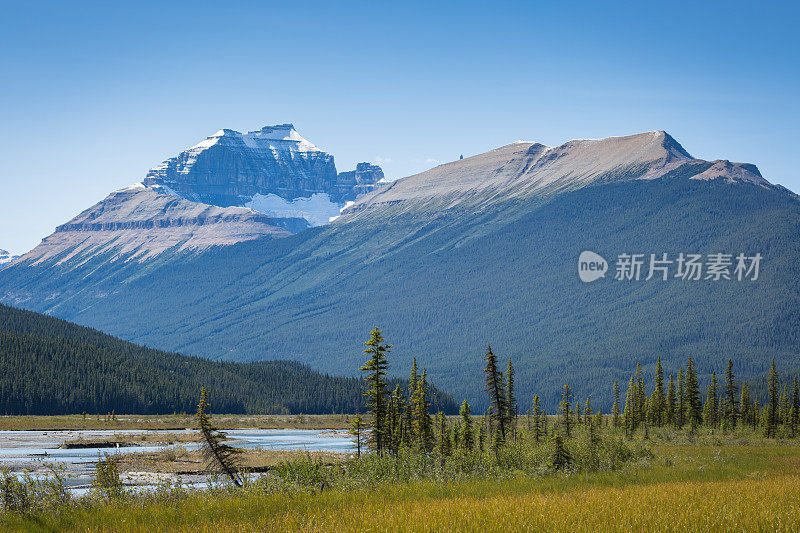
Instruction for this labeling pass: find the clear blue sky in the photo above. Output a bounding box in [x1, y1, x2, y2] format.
[1, 1, 797, 254]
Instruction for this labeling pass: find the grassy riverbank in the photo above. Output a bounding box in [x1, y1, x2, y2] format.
[2, 443, 799, 531]
[2, 424, 799, 532]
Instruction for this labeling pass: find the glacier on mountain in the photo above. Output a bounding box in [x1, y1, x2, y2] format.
[245, 192, 344, 227]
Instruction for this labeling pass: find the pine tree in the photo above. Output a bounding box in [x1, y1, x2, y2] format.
[792, 378, 800, 437]
[635, 363, 647, 427]
[753, 393, 760, 431]
[652, 356, 665, 426]
[532, 395, 543, 443]
[721, 359, 738, 430]
[765, 359, 779, 438]
[350, 413, 365, 457]
[584, 397, 592, 427]
[740, 382, 751, 427]
[612, 379, 621, 429]
[411, 369, 434, 451]
[575, 400, 583, 427]
[484, 345, 507, 444]
[360, 327, 391, 453]
[539, 402, 548, 436]
[666, 374, 676, 425]
[779, 385, 790, 427]
[684, 357, 702, 432]
[460, 399, 474, 451]
[435, 410, 451, 455]
[624, 376, 636, 436]
[506, 358, 517, 441]
[478, 413, 487, 453]
[676, 367, 686, 429]
[409, 357, 419, 397]
[550, 434, 572, 471]
[387, 385, 406, 453]
[196, 388, 242, 487]
[559, 383, 573, 438]
[703, 371, 718, 428]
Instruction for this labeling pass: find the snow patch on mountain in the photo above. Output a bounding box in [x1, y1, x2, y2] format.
[245, 192, 344, 227]
[0, 250, 19, 266]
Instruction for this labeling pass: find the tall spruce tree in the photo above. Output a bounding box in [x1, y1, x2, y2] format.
[703, 371, 718, 428]
[634, 363, 646, 428]
[778, 383, 792, 426]
[360, 327, 391, 453]
[651, 356, 665, 426]
[435, 410, 451, 456]
[765, 359, 779, 438]
[411, 369, 434, 451]
[676, 367, 686, 429]
[779, 385, 790, 427]
[624, 376, 636, 436]
[753, 393, 760, 431]
[721, 359, 738, 430]
[584, 396, 592, 427]
[532, 395, 544, 443]
[559, 383, 573, 438]
[611, 379, 621, 429]
[506, 358, 517, 442]
[478, 413, 487, 453]
[792, 378, 800, 437]
[740, 382, 751, 427]
[684, 357, 702, 432]
[387, 385, 406, 453]
[484, 345, 507, 444]
[409, 357, 419, 397]
[666, 374, 676, 425]
[460, 400, 474, 451]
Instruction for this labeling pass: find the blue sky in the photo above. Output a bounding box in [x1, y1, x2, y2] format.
[1, 1, 797, 254]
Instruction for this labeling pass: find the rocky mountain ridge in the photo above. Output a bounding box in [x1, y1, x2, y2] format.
[143, 124, 385, 206]
[343, 131, 780, 220]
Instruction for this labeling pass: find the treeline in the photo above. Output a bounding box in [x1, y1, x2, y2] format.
[0, 304, 457, 415]
[604, 356, 799, 437]
[357, 332, 800, 459]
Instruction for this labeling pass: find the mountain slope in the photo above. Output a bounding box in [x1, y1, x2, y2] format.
[2, 131, 798, 408]
[0, 303, 457, 415]
[18, 185, 306, 265]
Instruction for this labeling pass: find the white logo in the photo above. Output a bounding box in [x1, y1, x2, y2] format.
[578, 251, 608, 283]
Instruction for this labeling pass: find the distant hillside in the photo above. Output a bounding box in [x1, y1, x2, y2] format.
[0, 304, 457, 415]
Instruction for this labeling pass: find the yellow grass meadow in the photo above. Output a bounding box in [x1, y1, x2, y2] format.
[5, 444, 799, 532]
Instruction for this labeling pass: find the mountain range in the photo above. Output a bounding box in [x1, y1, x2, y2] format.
[2, 127, 799, 409]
